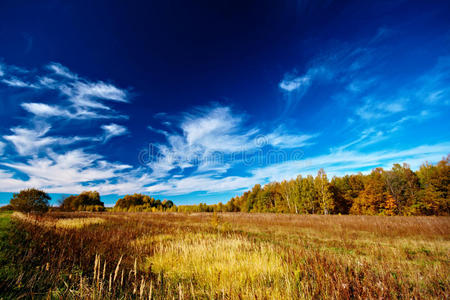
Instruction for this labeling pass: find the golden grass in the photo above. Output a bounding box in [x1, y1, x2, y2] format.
[5, 211, 450, 299]
[143, 232, 288, 298]
[12, 211, 105, 229]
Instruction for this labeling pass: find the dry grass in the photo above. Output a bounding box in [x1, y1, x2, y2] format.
[12, 211, 105, 229]
[143, 232, 288, 298]
[2, 212, 449, 299]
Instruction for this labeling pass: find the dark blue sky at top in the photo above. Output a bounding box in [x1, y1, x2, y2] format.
[0, 0, 449, 205]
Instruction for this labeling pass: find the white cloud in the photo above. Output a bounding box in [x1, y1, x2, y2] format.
[279, 75, 311, 92]
[101, 123, 128, 141]
[38, 76, 57, 88]
[0, 61, 136, 195]
[147, 125, 169, 136]
[182, 106, 255, 153]
[265, 128, 315, 149]
[346, 78, 377, 94]
[3, 123, 84, 156]
[1, 149, 134, 193]
[146, 173, 261, 195]
[0, 64, 4, 77]
[279, 66, 331, 93]
[0, 61, 129, 120]
[21, 103, 70, 118]
[147, 105, 315, 179]
[73, 81, 128, 102]
[47, 62, 78, 79]
[278, 67, 331, 114]
[385, 102, 405, 113]
[416, 57, 450, 106]
[356, 98, 406, 120]
[21, 102, 127, 120]
[1, 77, 37, 88]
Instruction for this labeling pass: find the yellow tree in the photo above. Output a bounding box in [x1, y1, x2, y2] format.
[416, 156, 450, 215]
[350, 168, 387, 215]
[315, 169, 334, 214]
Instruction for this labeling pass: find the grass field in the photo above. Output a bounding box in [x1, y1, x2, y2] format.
[0, 212, 449, 299]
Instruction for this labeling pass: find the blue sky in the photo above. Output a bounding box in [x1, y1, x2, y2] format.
[0, 0, 449, 206]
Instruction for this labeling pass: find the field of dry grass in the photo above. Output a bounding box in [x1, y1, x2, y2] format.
[1, 211, 449, 299]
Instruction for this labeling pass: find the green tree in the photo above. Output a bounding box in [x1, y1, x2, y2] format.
[10, 188, 50, 213]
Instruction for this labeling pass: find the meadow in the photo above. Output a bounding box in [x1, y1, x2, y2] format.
[0, 211, 449, 299]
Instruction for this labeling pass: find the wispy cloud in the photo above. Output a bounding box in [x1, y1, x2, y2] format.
[101, 123, 128, 142]
[415, 56, 450, 106]
[146, 105, 315, 179]
[356, 97, 407, 120]
[47, 62, 78, 79]
[278, 67, 330, 114]
[279, 73, 312, 92]
[21, 103, 71, 118]
[1, 77, 37, 88]
[0, 60, 138, 195]
[0, 61, 129, 120]
[1, 149, 136, 194]
[3, 123, 84, 156]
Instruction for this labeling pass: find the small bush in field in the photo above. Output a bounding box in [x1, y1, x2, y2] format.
[60, 191, 105, 211]
[10, 188, 50, 213]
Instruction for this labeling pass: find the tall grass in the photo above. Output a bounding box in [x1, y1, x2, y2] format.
[1, 212, 448, 299]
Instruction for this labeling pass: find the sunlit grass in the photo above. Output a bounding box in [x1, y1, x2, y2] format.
[12, 211, 105, 229]
[2, 212, 449, 299]
[143, 232, 288, 297]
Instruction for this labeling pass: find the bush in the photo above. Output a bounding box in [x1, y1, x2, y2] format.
[10, 188, 50, 213]
[114, 194, 174, 211]
[0, 204, 14, 212]
[60, 191, 105, 211]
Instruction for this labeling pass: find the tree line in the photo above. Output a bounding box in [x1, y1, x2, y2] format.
[222, 157, 449, 215]
[182, 157, 449, 216]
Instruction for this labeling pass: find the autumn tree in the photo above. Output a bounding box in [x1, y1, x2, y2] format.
[280, 179, 299, 213]
[350, 168, 387, 215]
[10, 188, 50, 213]
[300, 175, 317, 213]
[384, 163, 420, 215]
[315, 169, 333, 214]
[61, 191, 105, 211]
[416, 157, 449, 215]
[330, 174, 364, 214]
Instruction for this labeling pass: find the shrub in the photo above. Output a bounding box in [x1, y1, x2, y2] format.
[10, 188, 50, 213]
[0, 204, 14, 212]
[114, 193, 174, 211]
[60, 191, 105, 211]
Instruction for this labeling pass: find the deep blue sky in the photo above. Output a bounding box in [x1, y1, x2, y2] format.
[0, 0, 449, 206]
